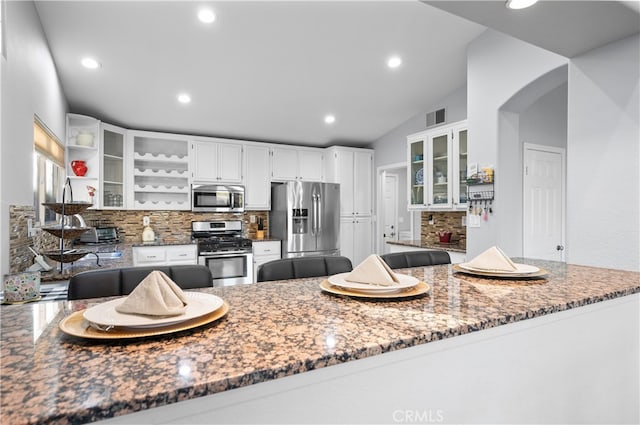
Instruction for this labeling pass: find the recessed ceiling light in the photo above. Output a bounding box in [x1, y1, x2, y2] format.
[177, 93, 191, 104]
[81, 57, 101, 69]
[324, 114, 336, 124]
[198, 8, 216, 23]
[505, 0, 538, 9]
[387, 56, 402, 69]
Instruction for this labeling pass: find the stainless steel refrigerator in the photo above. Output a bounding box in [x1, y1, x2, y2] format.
[270, 181, 340, 257]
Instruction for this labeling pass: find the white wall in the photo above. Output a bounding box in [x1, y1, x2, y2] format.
[466, 29, 567, 259]
[520, 83, 568, 150]
[497, 82, 568, 256]
[0, 1, 68, 275]
[369, 84, 467, 170]
[567, 35, 639, 271]
[369, 85, 467, 247]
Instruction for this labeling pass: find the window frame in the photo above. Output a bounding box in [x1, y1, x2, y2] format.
[33, 118, 65, 225]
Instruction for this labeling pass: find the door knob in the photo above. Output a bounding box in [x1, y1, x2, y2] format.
[556, 245, 565, 251]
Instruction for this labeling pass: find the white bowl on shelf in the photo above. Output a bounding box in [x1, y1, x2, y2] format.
[76, 132, 94, 147]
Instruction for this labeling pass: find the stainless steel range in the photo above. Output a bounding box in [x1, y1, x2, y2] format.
[192, 220, 253, 286]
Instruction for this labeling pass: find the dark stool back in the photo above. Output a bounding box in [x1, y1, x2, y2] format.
[257, 255, 353, 282]
[68, 265, 213, 300]
[380, 250, 451, 269]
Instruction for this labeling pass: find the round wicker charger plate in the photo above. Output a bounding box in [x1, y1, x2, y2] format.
[59, 302, 229, 339]
[320, 280, 429, 299]
[452, 264, 548, 279]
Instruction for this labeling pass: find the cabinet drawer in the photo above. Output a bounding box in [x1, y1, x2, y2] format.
[133, 246, 166, 264]
[166, 245, 197, 262]
[252, 241, 281, 257]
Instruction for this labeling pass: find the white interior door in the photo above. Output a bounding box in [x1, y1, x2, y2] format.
[382, 173, 399, 253]
[523, 144, 565, 261]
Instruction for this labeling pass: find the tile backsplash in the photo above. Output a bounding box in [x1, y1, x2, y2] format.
[8, 205, 59, 274]
[78, 210, 268, 243]
[420, 211, 466, 248]
[8, 206, 268, 274]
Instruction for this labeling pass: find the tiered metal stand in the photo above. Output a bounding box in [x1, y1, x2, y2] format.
[40, 178, 92, 272]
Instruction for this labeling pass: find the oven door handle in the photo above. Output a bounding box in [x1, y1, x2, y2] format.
[199, 250, 251, 257]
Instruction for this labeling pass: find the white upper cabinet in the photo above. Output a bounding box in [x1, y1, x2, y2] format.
[65, 114, 101, 205]
[191, 140, 243, 184]
[325, 147, 373, 216]
[271, 146, 324, 182]
[100, 123, 127, 209]
[407, 120, 467, 210]
[127, 130, 190, 210]
[244, 144, 271, 210]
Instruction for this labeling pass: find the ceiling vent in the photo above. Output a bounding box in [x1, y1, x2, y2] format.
[426, 108, 446, 128]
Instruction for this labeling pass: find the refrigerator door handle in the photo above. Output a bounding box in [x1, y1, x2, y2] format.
[311, 193, 318, 236]
[316, 192, 323, 234]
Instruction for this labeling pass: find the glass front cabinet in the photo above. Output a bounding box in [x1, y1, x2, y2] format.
[101, 123, 127, 209]
[407, 120, 467, 210]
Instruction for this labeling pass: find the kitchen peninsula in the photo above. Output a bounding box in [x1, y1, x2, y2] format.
[1, 260, 638, 424]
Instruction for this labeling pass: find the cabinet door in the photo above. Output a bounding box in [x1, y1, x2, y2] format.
[334, 150, 354, 215]
[244, 145, 271, 209]
[192, 142, 219, 182]
[452, 126, 468, 210]
[132, 246, 166, 266]
[298, 150, 324, 181]
[408, 138, 426, 208]
[353, 218, 373, 265]
[428, 130, 452, 209]
[101, 123, 126, 209]
[218, 143, 243, 183]
[271, 147, 298, 181]
[166, 245, 198, 265]
[353, 151, 372, 216]
[340, 218, 355, 263]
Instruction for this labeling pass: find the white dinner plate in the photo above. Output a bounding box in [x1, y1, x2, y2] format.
[328, 272, 419, 293]
[457, 262, 540, 274]
[83, 292, 224, 329]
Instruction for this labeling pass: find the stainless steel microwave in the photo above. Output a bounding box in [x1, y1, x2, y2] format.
[192, 184, 245, 213]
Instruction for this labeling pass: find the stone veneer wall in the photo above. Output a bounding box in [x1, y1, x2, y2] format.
[421, 211, 466, 248]
[8, 206, 59, 274]
[79, 210, 269, 243]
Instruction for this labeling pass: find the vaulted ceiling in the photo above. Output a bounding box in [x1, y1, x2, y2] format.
[34, 1, 638, 147]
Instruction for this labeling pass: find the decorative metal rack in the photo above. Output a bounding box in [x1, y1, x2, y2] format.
[466, 173, 495, 212]
[40, 178, 92, 272]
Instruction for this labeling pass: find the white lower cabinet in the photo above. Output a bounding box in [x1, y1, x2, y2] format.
[340, 217, 372, 266]
[252, 240, 281, 282]
[132, 244, 198, 267]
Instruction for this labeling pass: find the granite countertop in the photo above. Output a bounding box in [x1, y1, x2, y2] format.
[1, 259, 639, 424]
[387, 239, 466, 253]
[130, 237, 196, 247]
[250, 237, 280, 242]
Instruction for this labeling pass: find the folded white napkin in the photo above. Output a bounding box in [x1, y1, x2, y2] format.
[345, 254, 400, 286]
[465, 246, 517, 272]
[115, 271, 188, 317]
